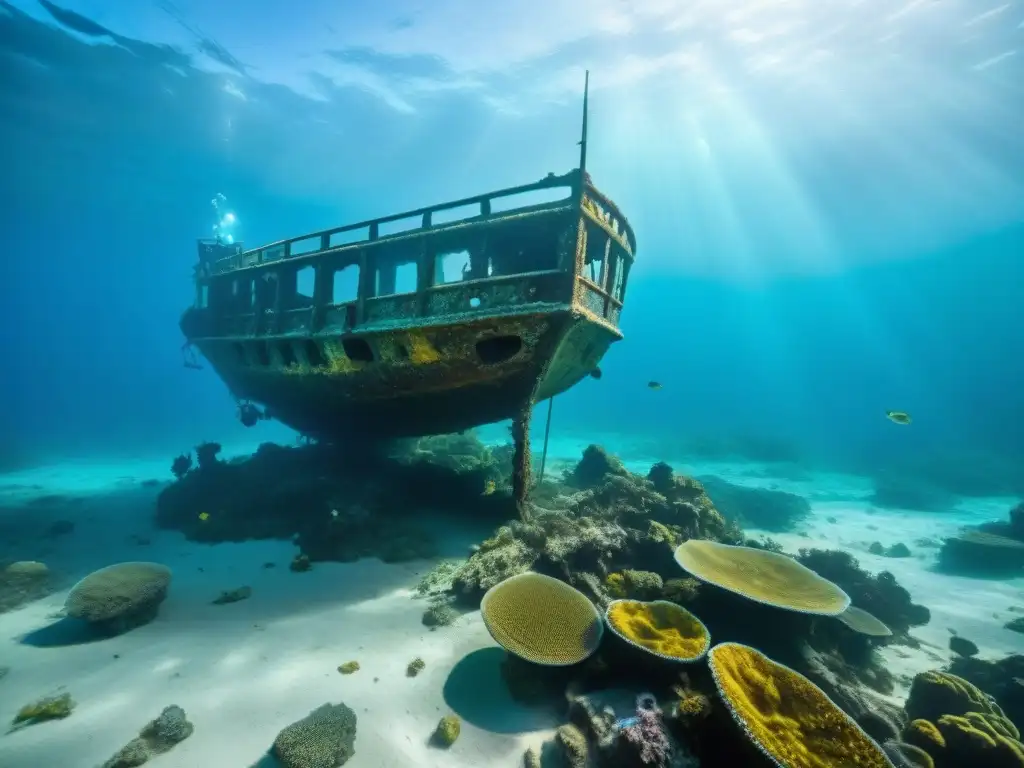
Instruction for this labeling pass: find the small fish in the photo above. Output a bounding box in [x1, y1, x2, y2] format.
[198, 512, 210, 522]
[482, 480, 496, 496]
[590, 367, 602, 380]
[647, 381, 662, 391]
[886, 411, 912, 425]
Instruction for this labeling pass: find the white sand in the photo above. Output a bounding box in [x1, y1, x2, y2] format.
[0, 461, 556, 768]
[1, 440, 1021, 766]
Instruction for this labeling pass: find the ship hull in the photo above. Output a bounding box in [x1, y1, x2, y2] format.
[192, 308, 618, 439]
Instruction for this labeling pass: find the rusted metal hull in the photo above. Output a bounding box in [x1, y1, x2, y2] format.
[192, 307, 618, 439]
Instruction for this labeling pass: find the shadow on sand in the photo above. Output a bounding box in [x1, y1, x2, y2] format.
[442, 647, 562, 734]
[19, 616, 112, 648]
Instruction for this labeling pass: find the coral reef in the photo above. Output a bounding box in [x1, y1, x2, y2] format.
[707, 642, 894, 768]
[0, 560, 52, 614]
[674, 540, 851, 615]
[447, 450, 740, 603]
[619, 699, 674, 767]
[605, 600, 710, 662]
[605, 569, 665, 600]
[102, 705, 194, 768]
[567, 689, 697, 768]
[480, 572, 602, 665]
[406, 658, 425, 677]
[337, 661, 359, 675]
[697, 475, 811, 532]
[64, 562, 171, 636]
[272, 702, 357, 768]
[565, 444, 630, 488]
[431, 715, 460, 747]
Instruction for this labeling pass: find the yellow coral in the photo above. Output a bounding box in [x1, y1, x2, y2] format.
[905, 671, 1004, 724]
[677, 692, 711, 719]
[707, 642, 894, 768]
[481, 572, 603, 666]
[433, 714, 461, 747]
[605, 572, 627, 598]
[605, 599, 710, 662]
[935, 713, 1024, 765]
[836, 605, 892, 637]
[904, 719, 946, 751]
[12, 693, 75, 726]
[674, 540, 850, 616]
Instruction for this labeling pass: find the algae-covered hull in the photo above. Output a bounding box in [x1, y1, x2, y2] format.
[192, 307, 617, 439]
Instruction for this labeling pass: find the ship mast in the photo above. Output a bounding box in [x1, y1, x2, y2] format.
[578, 70, 590, 176]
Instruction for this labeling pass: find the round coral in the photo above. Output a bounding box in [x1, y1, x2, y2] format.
[836, 605, 893, 637]
[605, 599, 710, 662]
[674, 540, 850, 615]
[480, 572, 602, 666]
[65, 562, 171, 633]
[707, 642, 895, 768]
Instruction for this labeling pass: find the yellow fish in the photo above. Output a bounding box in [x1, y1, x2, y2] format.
[482, 480, 496, 496]
[198, 512, 210, 522]
[885, 411, 912, 425]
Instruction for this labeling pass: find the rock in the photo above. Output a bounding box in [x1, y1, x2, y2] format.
[1006, 616, 1024, 634]
[937, 530, 1024, 576]
[885, 543, 911, 558]
[698, 475, 811, 532]
[211, 586, 251, 604]
[272, 702, 357, 768]
[948, 635, 979, 658]
[869, 542, 885, 555]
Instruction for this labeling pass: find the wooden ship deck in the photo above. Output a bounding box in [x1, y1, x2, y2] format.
[178, 74, 636, 515]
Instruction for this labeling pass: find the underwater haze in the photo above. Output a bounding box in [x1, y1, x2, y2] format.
[0, 0, 1022, 483]
[2, 3, 1024, 767]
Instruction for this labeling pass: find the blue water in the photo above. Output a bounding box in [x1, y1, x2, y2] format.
[1, 4, 1023, 765]
[2, 0, 1022, 491]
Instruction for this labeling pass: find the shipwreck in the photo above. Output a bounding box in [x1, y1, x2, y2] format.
[179, 73, 637, 517]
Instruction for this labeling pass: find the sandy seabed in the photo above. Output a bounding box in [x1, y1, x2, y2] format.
[0, 436, 1021, 767]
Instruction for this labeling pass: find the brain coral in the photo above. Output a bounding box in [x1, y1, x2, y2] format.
[902, 671, 1024, 768]
[674, 540, 850, 615]
[480, 572, 602, 666]
[904, 671, 1002, 724]
[605, 599, 710, 662]
[906, 713, 1024, 768]
[272, 702, 357, 768]
[707, 642, 894, 768]
[65, 562, 171, 634]
[837, 605, 894, 637]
